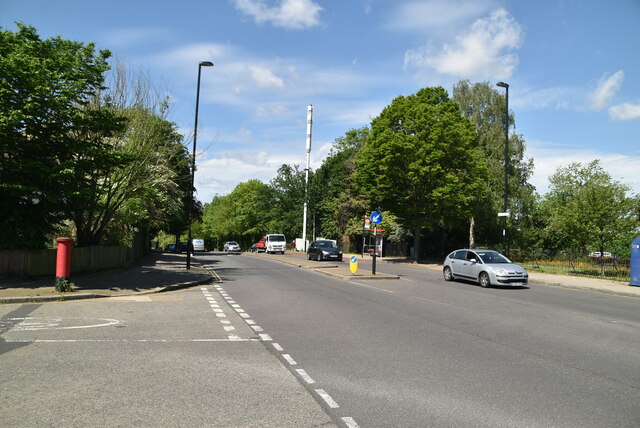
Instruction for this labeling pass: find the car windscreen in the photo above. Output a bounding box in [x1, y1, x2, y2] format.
[270, 235, 285, 241]
[477, 252, 510, 264]
[228, 242, 238, 246]
[318, 241, 337, 248]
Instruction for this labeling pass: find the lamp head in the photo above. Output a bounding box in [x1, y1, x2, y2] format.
[496, 81, 509, 88]
[200, 61, 214, 67]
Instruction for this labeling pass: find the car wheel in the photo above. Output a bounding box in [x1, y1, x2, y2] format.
[479, 272, 491, 288]
[307, 252, 311, 260]
[316, 253, 322, 262]
[443, 266, 454, 281]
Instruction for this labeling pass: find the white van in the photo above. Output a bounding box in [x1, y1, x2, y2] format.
[192, 239, 206, 252]
[265, 234, 286, 254]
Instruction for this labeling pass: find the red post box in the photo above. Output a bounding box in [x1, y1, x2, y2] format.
[55, 237, 74, 288]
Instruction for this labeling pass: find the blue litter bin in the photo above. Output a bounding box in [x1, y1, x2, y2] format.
[631, 237, 640, 287]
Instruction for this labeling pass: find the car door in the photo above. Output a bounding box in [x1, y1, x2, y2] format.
[458, 250, 480, 279]
[307, 241, 317, 259]
[449, 250, 467, 277]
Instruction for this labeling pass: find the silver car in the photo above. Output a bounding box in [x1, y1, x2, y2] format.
[443, 249, 528, 288]
[223, 241, 241, 253]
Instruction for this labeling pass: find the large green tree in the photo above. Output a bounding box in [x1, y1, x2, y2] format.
[0, 23, 119, 249]
[452, 80, 535, 249]
[541, 160, 638, 272]
[312, 127, 369, 243]
[355, 87, 486, 260]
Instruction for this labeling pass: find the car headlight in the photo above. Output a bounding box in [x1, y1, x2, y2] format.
[494, 269, 508, 276]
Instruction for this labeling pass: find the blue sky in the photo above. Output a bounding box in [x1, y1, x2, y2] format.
[2, 0, 639, 203]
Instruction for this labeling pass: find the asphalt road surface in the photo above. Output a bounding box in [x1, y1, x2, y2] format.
[202, 252, 640, 428]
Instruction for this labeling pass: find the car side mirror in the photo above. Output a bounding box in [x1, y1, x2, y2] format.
[470, 258, 477, 263]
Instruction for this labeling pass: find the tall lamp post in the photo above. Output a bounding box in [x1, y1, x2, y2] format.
[496, 81, 509, 256]
[187, 60, 214, 270]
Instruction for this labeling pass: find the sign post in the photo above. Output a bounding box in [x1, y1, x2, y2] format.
[370, 211, 383, 275]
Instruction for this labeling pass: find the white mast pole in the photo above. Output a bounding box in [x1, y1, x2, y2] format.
[302, 104, 313, 252]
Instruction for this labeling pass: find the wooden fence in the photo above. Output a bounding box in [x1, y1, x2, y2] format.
[0, 245, 143, 277]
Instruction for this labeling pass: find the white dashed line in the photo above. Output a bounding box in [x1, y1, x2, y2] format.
[315, 389, 339, 408]
[342, 417, 360, 427]
[251, 325, 264, 332]
[296, 369, 315, 384]
[258, 334, 272, 341]
[282, 354, 297, 365]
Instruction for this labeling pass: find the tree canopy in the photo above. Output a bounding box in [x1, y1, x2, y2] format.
[355, 87, 486, 260]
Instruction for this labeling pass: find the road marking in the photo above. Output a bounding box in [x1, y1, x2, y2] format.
[0, 317, 120, 331]
[272, 343, 284, 352]
[282, 354, 297, 365]
[251, 325, 264, 332]
[342, 417, 360, 427]
[315, 389, 339, 408]
[296, 369, 315, 384]
[223, 325, 235, 332]
[349, 281, 394, 293]
[3, 338, 257, 343]
[258, 334, 272, 341]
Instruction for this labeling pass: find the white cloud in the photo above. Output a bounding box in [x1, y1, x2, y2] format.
[404, 8, 524, 80]
[233, 0, 323, 29]
[590, 70, 624, 110]
[609, 102, 640, 121]
[249, 65, 285, 89]
[527, 141, 640, 195]
[387, 0, 497, 32]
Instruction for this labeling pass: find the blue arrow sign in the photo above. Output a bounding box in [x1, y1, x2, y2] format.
[350, 255, 358, 263]
[370, 211, 383, 225]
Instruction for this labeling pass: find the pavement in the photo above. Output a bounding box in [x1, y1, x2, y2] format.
[1, 250, 639, 303]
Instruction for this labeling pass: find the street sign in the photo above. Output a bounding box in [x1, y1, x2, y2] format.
[364, 217, 371, 229]
[370, 211, 383, 225]
[350, 255, 358, 275]
[497, 212, 510, 217]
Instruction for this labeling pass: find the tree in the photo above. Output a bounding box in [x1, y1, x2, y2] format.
[69, 61, 194, 247]
[452, 80, 535, 249]
[355, 87, 486, 261]
[542, 160, 638, 274]
[201, 180, 273, 249]
[269, 164, 306, 240]
[0, 23, 116, 249]
[311, 127, 369, 243]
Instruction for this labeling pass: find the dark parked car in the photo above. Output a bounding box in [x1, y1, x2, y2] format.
[165, 243, 176, 252]
[307, 240, 343, 262]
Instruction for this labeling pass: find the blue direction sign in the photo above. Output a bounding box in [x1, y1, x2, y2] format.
[370, 211, 383, 225]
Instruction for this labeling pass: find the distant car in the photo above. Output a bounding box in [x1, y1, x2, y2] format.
[589, 251, 613, 259]
[223, 241, 241, 253]
[165, 243, 176, 252]
[307, 240, 343, 262]
[442, 249, 528, 288]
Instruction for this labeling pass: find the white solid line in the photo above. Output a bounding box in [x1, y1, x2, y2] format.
[296, 369, 315, 384]
[342, 417, 360, 428]
[272, 343, 284, 352]
[228, 335, 242, 341]
[315, 389, 339, 408]
[282, 354, 297, 365]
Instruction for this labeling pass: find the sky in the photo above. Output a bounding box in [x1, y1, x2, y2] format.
[2, 0, 640, 203]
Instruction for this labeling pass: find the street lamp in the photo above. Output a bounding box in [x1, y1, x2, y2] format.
[187, 60, 213, 270]
[496, 81, 509, 256]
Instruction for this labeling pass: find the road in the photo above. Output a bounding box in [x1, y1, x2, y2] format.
[1, 252, 639, 427]
[204, 252, 640, 427]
